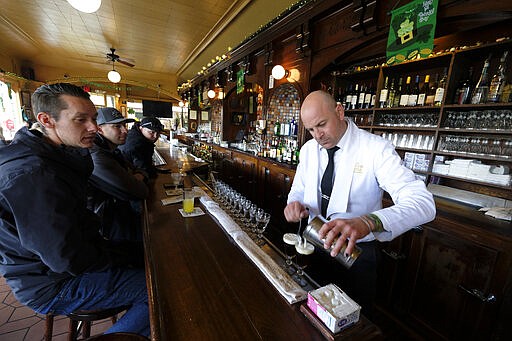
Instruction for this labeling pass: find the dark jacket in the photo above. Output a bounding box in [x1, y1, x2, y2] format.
[88, 133, 149, 241]
[0, 127, 134, 310]
[118, 123, 157, 177]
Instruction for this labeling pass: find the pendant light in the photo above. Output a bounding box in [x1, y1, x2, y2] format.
[107, 61, 121, 83]
[67, 0, 102, 14]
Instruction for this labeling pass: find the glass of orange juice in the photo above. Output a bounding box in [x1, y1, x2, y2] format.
[182, 188, 194, 214]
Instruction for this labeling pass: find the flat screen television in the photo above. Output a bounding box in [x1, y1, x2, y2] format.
[142, 100, 172, 118]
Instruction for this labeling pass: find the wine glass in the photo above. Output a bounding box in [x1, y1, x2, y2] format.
[177, 160, 184, 174]
[282, 233, 300, 275]
[255, 211, 270, 246]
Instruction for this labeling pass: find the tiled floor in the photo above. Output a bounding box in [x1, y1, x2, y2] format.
[0, 276, 112, 340]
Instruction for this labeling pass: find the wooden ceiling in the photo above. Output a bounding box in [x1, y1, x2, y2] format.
[0, 0, 297, 99]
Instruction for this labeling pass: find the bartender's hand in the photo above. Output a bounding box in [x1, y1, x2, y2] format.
[284, 201, 309, 222]
[318, 217, 370, 257]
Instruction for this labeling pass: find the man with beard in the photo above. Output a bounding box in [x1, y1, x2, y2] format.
[119, 116, 163, 178]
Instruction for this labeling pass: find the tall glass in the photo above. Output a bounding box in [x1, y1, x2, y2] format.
[295, 240, 314, 287]
[255, 211, 270, 246]
[182, 188, 194, 214]
[282, 233, 300, 274]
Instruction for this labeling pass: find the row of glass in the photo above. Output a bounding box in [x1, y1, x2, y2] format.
[374, 112, 438, 127]
[443, 110, 512, 130]
[212, 180, 270, 246]
[438, 135, 512, 158]
[381, 132, 435, 150]
[212, 179, 313, 287]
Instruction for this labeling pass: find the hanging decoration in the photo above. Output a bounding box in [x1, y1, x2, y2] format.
[386, 0, 439, 65]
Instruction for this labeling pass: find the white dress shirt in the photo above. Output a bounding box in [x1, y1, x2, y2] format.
[288, 119, 436, 242]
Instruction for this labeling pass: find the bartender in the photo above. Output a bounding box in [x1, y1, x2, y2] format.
[284, 90, 436, 317]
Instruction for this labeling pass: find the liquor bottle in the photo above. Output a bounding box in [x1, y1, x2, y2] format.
[345, 84, 353, 110]
[399, 76, 411, 106]
[335, 86, 344, 105]
[386, 78, 396, 108]
[408, 75, 420, 106]
[434, 68, 447, 106]
[357, 84, 366, 109]
[454, 68, 473, 104]
[393, 77, 403, 107]
[425, 74, 437, 106]
[370, 84, 376, 108]
[363, 83, 373, 109]
[379, 76, 389, 108]
[282, 119, 290, 136]
[417, 74, 430, 106]
[274, 119, 281, 136]
[290, 117, 297, 136]
[487, 51, 509, 102]
[471, 54, 492, 104]
[350, 84, 359, 109]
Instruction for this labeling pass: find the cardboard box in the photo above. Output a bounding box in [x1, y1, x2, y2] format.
[307, 284, 360, 334]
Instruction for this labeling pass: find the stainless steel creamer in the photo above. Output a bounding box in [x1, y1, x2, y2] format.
[302, 216, 362, 269]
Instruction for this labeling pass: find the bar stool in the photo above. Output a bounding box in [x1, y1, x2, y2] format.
[45, 305, 131, 341]
[83, 332, 149, 341]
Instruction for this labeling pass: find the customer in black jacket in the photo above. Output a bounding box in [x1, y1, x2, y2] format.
[0, 83, 149, 336]
[88, 107, 149, 241]
[119, 117, 163, 178]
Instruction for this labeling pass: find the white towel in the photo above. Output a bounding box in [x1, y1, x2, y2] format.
[199, 195, 307, 304]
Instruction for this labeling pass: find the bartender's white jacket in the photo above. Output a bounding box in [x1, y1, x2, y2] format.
[287, 119, 436, 243]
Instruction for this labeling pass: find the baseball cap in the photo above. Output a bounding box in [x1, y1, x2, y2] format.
[97, 107, 135, 125]
[140, 117, 164, 132]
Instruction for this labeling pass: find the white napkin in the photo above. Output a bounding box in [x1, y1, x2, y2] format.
[178, 207, 205, 217]
[199, 195, 307, 304]
[161, 196, 183, 205]
[478, 207, 512, 221]
[199, 196, 243, 235]
[233, 232, 307, 304]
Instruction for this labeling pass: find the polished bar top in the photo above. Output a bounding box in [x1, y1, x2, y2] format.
[143, 144, 382, 340]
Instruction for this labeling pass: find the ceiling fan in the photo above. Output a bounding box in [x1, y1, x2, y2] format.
[106, 48, 135, 67]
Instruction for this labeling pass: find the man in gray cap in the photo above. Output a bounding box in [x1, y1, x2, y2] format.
[119, 116, 164, 178]
[88, 107, 149, 241]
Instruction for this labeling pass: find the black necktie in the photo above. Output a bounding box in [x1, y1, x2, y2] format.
[321, 146, 339, 217]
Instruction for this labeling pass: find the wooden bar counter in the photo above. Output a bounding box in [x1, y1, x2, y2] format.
[142, 145, 382, 340]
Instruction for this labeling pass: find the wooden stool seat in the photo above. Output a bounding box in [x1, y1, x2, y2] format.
[45, 305, 131, 341]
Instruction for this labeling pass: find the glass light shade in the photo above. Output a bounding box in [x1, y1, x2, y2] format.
[272, 65, 287, 80]
[218, 89, 224, 100]
[178, 101, 184, 107]
[67, 0, 102, 13]
[108, 70, 121, 83]
[207, 89, 216, 99]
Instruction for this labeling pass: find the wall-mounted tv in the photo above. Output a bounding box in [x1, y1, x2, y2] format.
[142, 100, 172, 118]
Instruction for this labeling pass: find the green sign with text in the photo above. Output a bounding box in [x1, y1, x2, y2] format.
[386, 0, 438, 65]
[236, 69, 245, 94]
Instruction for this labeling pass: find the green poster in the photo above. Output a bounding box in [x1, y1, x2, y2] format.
[236, 69, 245, 94]
[386, 0, 438, 65]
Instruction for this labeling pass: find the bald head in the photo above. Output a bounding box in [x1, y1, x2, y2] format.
[301, 90, 346, 149]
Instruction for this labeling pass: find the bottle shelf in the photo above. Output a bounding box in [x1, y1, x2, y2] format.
[434, 150, 511, 162]
[373, 106, 441, 111]
[396, 147, 433, 153]
[328, 38, 512, 200]
[438, 127, 512, 134]
[443, 103, 512, 109]
[373, 125, 437, 131]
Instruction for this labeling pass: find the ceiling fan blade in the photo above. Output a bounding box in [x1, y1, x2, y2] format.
[117, 59, 135, 67]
